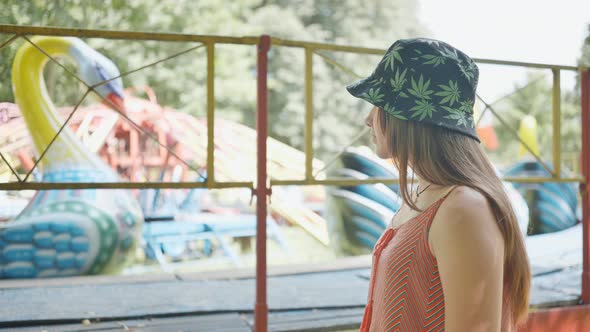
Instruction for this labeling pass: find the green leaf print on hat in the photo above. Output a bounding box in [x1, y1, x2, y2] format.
[390, 68, 409, 98]
[383, 103, 408, 120]
[362, 87, 385, 104]
[420, 53, 447, 67]
[442, 106, 469, 127]
[459, 60, 477, 83]
[435, 80, 461, 106]
[459, 99, 474, 114]
[410, 99, 436, 121]
[407, 75, 434, 100]
[382, 43, 404, 71]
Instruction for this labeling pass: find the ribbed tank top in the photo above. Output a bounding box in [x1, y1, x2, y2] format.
[361, 187, 513, 331]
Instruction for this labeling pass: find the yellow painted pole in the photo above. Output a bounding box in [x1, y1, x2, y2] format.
[271, 36, 581, 71]
[0, 181, 253, 190]
[0, 175, 583, 191]
[272, 37, 384, 55]
[472, 58, 578, 71]
[553, 69, 561, 178]
[0, 24, 259, 44]
[270, 176, 585, 187]
[304, 47, 314, 181]
[502, 176, 584, 183]
[272, 178, 399, 187]
[0, 24, 584, 71]
[206, 42, 215, 186]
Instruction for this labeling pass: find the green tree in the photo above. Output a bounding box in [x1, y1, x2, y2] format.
[248, 0, 425, 159]
[1, 0, 259, 115]
[580, 24, 590, 69]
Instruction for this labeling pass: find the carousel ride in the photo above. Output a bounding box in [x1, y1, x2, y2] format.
[0, 36, 142, 278]
[0, 37, 327, 278]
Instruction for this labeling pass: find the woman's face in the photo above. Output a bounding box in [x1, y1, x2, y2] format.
[365, 106, 390, 158]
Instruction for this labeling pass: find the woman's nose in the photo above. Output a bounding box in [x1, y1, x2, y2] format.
[365, 112, 372, 128]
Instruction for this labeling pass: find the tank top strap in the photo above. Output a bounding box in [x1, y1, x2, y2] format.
[425, 185, 458, 227]
[441, 185, 459, 200]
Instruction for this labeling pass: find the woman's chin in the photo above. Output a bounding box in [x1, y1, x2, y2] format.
[375, 148, 389, 159]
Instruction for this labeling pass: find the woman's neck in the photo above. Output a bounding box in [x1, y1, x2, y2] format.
[415, 177, 448, 197]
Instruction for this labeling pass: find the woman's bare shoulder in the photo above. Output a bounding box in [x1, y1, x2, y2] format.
[445, 185, 490, 214]
[430, 185, 502, 250]
[430, 189, 506, 331]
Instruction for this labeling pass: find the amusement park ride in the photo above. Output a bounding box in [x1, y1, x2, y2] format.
[0, 36, 328, 277]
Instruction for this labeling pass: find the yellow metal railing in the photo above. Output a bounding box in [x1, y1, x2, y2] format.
[0, 23, 586, 193]
[553, 69, 562, 178]
[0, 24, 261, 191]
[269, 36, 585, 186]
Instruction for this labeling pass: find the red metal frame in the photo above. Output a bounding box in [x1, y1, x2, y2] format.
[522, 69, 590, 332]
[255, 35, 271, 332]
[524, 304, 590, 330]
[582, 69, 590, 304]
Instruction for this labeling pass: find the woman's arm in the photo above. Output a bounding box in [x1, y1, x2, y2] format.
[429, 187, 505, 332]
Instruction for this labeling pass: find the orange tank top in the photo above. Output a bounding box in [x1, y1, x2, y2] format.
[360, 187, 514, 332]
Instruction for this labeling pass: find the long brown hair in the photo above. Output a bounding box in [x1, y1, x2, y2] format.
[378, 108, 531, 325]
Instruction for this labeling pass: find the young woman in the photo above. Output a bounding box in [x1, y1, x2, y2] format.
[346, 38, 531, 331]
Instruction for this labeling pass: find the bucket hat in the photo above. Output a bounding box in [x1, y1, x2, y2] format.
[347, 38, 480, 142]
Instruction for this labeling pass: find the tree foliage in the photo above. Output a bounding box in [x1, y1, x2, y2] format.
[580, 24, 590, 69]
[0, 0, 425, 163]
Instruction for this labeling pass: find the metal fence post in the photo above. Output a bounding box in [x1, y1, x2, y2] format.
[255, 34, 271, 332]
